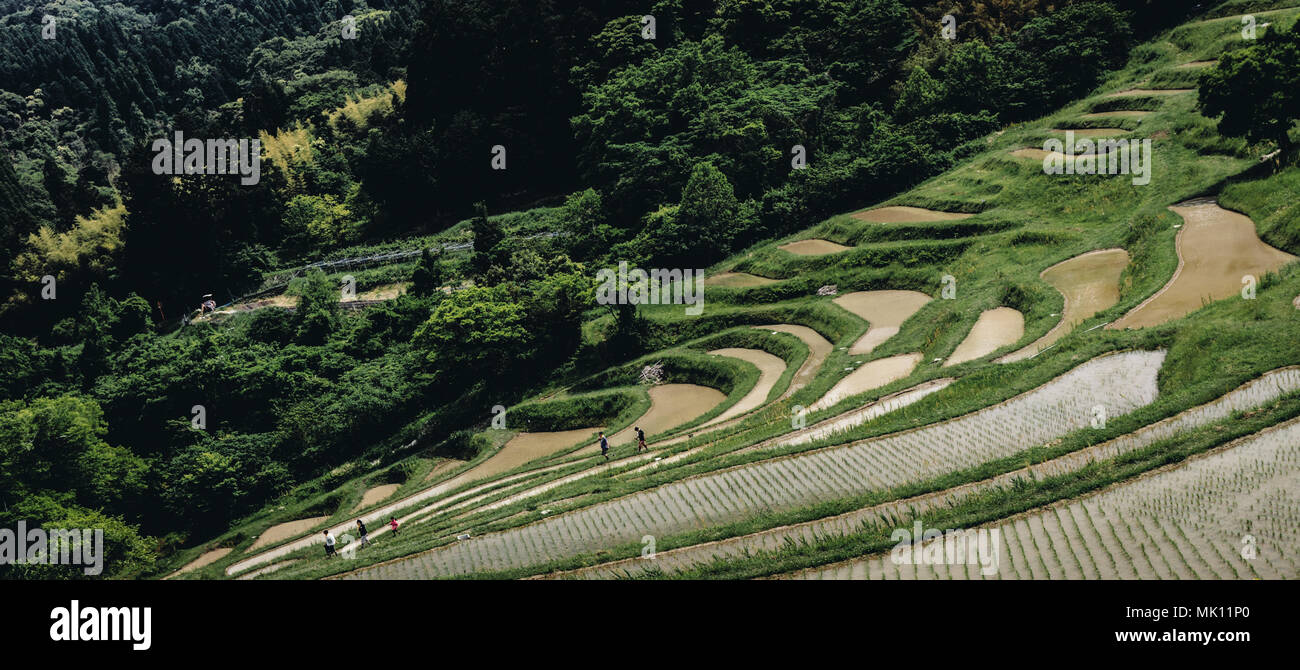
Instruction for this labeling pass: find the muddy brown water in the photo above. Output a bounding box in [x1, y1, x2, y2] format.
[573, 384, 724, 453]
[700, 349, 786, 427]
[167, 547, 233, 578]
[754, 324, 834, 397]
[944, 307, 1025, 367]
[999, 249, 1129, 363]
[704, 271, 778, 288]
[810, 352, 923, 411]
[476, 426, 604, 472]
[354, 484, 401, 511]
[851, 206, 974, 224]
[248, 516, 331, 551]
[422, 459, 463, 483]
[833, 290, 932, 355]
[1109, 203, 1296, 329]
[777, 238, 852, 255]
[654, 325, 834, 450]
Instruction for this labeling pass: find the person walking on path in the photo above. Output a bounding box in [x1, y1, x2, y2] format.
[323, 530, 337, 558]
[598, 431, 610, 461]
[356, 519, 371, 548]
[389, 517, 400, 536]
[635, 426, 647, 453]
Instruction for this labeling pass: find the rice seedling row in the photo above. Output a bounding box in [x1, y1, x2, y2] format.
[784, 417, 1300, 579]
[339, 351, 1163, 579]
[550, 364, 1300, 579]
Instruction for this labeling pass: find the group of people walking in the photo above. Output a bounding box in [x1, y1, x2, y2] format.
[323, 516, 401, 557]
[321, 426, 654, 558]
[598, 426, 649, 460]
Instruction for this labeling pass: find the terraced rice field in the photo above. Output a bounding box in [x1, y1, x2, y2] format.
[235, 560, 298, 580]
[355, 484, 401, 511]
[784, 415, 1300, 580]
[833, 290, 932, 354]
[1110, 202, 1297, 329]
[489, 427, 604, 469]
[809, 353, 922, 411]
[945, 307, 1025, 366]
[595, 384, 726, 449]
[1105, 88, 1195, 97]
[699, 349, 786, 426]
[999, 249, 1129, 363]
[1080, 111, 1152, 119]
[778, 238, 853, 255]
[548, 366, 1300, 579]
[226, 457, 582, 575]
[851, 206, 974, 223]
[337, 351, 1163, 579]
[704, 272, 778, 288]
[1010, 146, 1124, 162]
[652, 324, 832, 451]
[635, 378, 950, 476]
[167, 548, 232, 578]
[247, 516, 330, 551]
[753, 325, 833, 397]
[1049, 128, 1129, 137]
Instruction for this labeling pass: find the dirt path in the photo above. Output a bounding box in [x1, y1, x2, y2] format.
[1175, 60, 1217, 68]
[833, 290, 932, 354]
[998, 249, 1129, 363]
[704, 272, 778, 288]
[699, 349, 786, 427]
[350, 282, 409, 301]
[851, 206, 973, 223]
[777, 239, 852, 255]
[1109, 202, 1296, 329]
[547, 365, 1300, 579]
[944, 307, 1024, 366]
[810, 353, 923, 411]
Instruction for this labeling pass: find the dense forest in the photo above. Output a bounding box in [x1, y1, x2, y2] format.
[0, 0, 1202, 577]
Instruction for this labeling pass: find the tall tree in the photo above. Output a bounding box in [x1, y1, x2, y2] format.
[1199, 20, 1300, 159]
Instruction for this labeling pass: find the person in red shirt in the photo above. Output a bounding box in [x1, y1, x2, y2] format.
[389, 517, 399, 536]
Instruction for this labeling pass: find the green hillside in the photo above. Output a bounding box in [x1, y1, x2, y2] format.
[157, 2, 1300, 581]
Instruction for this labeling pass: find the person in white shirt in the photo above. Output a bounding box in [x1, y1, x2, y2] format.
[323, 530, 337, 558]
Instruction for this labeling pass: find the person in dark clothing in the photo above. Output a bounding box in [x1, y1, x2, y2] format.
[356, 519, 371, 548]
[635, 426, 648, 453]
[598, 432, 609, 460]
